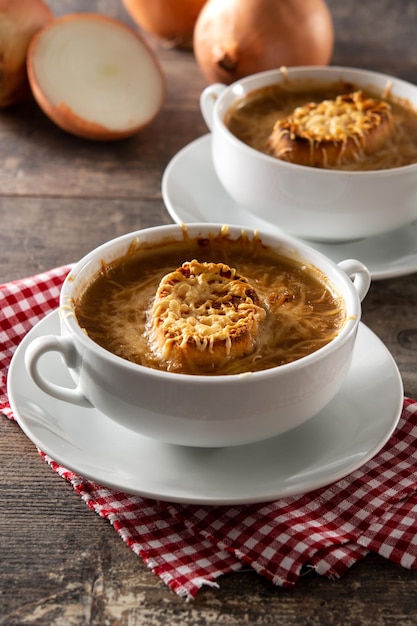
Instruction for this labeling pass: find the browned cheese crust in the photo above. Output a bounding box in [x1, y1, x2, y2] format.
[147, 260, 267, 372]
[267, 90, 393, 167]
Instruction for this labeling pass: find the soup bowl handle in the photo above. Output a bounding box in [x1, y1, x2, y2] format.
[24, 335, 92, 407]
[200, 83, 227, 131]
[337, 259, 371, 302]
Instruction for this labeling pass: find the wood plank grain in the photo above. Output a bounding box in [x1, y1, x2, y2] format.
[1, 0, 417, 623]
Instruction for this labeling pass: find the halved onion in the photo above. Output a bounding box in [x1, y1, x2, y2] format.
[27, 13, 166, 140]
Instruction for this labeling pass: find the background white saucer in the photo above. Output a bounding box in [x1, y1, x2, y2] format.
[8, 311, 403, 505]
[162, 134, 417, 280]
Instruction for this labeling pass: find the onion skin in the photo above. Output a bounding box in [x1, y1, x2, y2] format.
[121, 0, 207, 49]
[193, 0, 334, 84]
[0, 0, 53, 107]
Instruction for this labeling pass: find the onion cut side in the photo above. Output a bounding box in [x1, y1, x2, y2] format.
[27, 13, 166, 140]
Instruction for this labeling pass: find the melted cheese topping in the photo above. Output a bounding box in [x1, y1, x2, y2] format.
[148, 260, 266, 361]
[274, 90, 391, 144]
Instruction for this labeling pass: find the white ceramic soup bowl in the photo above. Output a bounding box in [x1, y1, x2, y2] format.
[24, 223, 370, 447]
[200, 66, 417, 242]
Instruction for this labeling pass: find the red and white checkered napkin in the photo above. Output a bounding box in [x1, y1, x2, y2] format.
[1, 266, 417, 599]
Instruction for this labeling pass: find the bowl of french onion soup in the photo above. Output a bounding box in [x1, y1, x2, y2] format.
[200, 66, 417, 242]
[24, 223, 370, 447]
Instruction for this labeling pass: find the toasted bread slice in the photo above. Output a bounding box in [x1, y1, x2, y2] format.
[147, 260, 266, 372]
[267, 91, 393, 168]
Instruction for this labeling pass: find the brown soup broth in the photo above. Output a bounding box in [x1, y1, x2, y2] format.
[225, 80, 417, 171]
[74, 235, 345, 375]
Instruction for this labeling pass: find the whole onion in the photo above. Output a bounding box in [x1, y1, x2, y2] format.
[121, 0, 207, 49]
[0, 0, 53, 107]
[193, 0, 334, 84]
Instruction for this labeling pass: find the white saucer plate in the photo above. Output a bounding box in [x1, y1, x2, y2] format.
[162, 134, 417, 280]
[8, 311, 403, 505]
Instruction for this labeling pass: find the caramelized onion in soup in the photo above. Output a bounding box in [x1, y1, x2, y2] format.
[225, 80, 417, 170]
[74, 233, 346, 375]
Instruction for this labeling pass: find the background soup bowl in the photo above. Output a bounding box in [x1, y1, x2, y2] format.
[24, 223, 370, 447]
[200, 66, 417, 242]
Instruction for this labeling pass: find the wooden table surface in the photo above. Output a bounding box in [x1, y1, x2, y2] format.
[1, 1, 417, 624]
